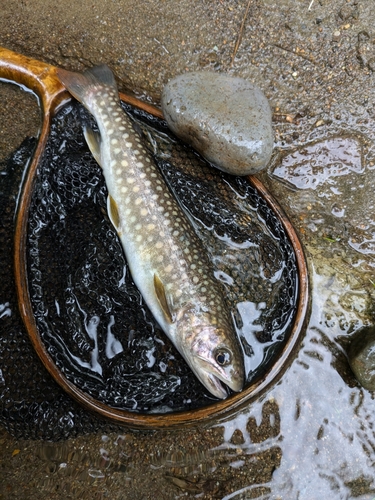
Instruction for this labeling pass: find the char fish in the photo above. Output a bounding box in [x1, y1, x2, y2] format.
[56, 64, 244, 399]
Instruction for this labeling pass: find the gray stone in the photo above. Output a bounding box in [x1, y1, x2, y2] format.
[348, 326, 375, 391]
[161, 71, 273, 176]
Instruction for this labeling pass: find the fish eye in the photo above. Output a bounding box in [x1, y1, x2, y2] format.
[215, 349, 231, 366]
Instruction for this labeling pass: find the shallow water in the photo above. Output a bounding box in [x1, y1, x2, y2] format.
[1, 0, 375, 497]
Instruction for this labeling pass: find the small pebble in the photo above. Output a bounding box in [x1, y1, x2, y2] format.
[161, 72, 273, 176]
[348, 326, 375, 390]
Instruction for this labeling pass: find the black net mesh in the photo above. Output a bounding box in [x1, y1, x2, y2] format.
[0, 100, 298, 439]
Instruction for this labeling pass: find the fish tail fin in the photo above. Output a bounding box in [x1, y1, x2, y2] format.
[57, 64, 118, 105]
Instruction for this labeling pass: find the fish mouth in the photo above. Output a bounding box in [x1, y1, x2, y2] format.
[197, 365, 244, 400]
[206, 373, 229, 400]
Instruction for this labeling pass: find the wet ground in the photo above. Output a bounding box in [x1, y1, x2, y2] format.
[1, 0, 375, 498]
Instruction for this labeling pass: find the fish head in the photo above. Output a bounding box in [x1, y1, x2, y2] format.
[176, 312, 245, 399]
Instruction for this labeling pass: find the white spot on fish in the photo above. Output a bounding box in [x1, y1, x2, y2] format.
[125, 142, 133, 148]
[111, 138, 118, 144]
[114, 148, 121, 154]
[121, 186, 127, 193]
[133, 186, 140, 193]
[136, 162, 144, 168]
[140, 208, 148, 216]
[116, 168, 122, 175]
[135, 197, 142, 205]
[127, 177, 135, 184]
[121, 159, 128, 167]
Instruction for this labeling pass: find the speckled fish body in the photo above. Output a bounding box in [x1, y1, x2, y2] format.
[56, 65, 244, 399]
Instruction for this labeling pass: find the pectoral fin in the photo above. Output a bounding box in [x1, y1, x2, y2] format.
[154, 274, 173, 324]
[84, 126, 102, 166]
[107, 195, 121, 231]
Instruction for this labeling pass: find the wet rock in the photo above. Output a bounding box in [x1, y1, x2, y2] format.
[161, 72, 273, 176]
[348, 326, 375, 390]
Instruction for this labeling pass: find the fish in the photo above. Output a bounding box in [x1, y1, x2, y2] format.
[56, 64, 244, 399]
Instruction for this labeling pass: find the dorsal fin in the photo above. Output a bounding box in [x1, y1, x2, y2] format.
[107, 195, 121, 231]
[154, 274, 173, 324]
[84, 126, 102, 167]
